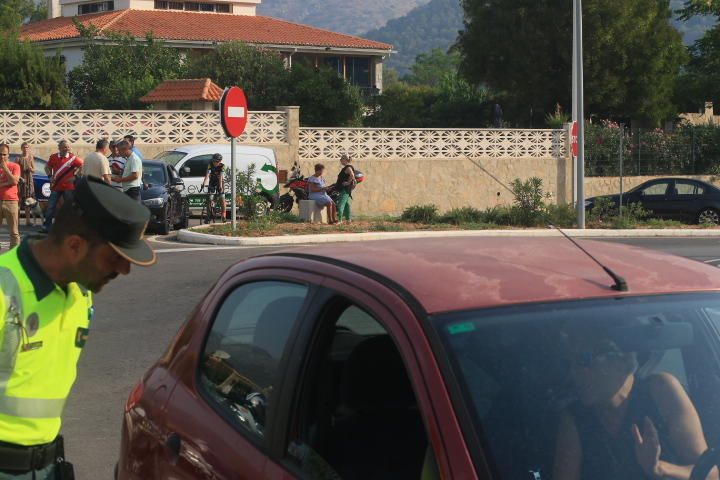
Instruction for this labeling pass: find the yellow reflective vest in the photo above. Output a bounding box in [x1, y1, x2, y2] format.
[0, 240, 92, 446]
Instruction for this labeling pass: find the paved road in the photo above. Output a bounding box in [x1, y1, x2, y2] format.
[1, 225, 720, 478]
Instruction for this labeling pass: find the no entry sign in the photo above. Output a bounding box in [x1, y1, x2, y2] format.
[571, 121, 578, 157]
[220, 87, 248, 138]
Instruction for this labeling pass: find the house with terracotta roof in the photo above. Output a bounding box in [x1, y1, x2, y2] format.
[139, 78, 223, 109]
[19, 0, 393, 92]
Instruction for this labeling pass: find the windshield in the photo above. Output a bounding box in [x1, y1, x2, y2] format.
[154, 150, 187, 167]
[433, 294, 720, 480]
[142, 163, 167, 186]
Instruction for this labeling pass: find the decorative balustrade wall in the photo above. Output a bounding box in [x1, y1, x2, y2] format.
[298, 128, 568, 160]
[0, 110, 288, 146]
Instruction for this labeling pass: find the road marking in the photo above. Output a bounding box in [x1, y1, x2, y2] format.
[153, 244, 317, 254]
[704, 259, 720, 264]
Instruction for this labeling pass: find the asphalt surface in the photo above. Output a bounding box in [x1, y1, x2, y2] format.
[1, 223, 720, 478]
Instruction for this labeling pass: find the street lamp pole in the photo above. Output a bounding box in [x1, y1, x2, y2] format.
[574, 0, 586, 229]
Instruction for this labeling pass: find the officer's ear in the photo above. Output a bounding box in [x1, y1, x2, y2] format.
[62, 234, 92, 262]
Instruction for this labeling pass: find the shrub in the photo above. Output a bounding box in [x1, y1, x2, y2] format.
[546, 204, 576, 228]
[588, 197, 617, 224]
[510, 177, 549, 227]
[401, 204, 439, 223]
[440, 206, 485, 225]
[482, 206, 513, 225]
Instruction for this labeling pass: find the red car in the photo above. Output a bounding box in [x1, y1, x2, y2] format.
[118, 238, 720, 480]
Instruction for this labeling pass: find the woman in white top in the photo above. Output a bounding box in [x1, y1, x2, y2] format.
[307, 163, 338, 224]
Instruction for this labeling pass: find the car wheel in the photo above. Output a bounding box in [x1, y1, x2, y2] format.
[158, 207, 171, 235]
[698, 208, 720, 225]
[278, 194, 294, 213]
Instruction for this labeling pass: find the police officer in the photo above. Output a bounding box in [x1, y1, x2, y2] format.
[0, 175, 156, 479]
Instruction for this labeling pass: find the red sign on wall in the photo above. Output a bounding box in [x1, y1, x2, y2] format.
[571, 121, 578, 157]
[220, 87, 248, 138]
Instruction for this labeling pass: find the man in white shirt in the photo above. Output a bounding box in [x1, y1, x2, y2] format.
[81, 139, 111, 184]
[113, 140, 143, 201]
[108, 141, 126, 191]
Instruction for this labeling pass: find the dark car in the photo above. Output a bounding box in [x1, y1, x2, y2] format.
[585, 177, 720, 224]
[119, 237, 720, 480]
[140, 160, 189, 235]
[9, 154, 51, 205]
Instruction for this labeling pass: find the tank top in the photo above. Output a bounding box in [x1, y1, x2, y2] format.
[336, 165, 355, 194]
[570, 379, 678, 479]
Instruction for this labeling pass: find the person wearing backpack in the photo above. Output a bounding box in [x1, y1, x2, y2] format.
[336, 153, 356, 223]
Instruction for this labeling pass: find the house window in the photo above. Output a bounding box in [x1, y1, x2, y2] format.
[199, 3, 214, 11]
[77, 1, 113, 14]
[184, 2, 199, 9]
[216, 3, 229, 12]
[347, 57, 371, 87]
[154, 0, 168, 8]
[168, 2, 183, 9]
[323, 57, 342, 77]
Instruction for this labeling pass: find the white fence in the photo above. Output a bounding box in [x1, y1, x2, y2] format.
[0, 110, 288, 145]
[298, 128, 567, 160]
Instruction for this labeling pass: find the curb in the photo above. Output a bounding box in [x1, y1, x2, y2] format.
[177, 226, 720, 246]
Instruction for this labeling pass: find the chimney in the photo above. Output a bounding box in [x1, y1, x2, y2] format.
[48, 0, 61, 18]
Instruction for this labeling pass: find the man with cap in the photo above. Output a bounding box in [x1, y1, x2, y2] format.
[0, 177, 155, 478]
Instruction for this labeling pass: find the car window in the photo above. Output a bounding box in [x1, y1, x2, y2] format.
[641, 182, 670, 196]
[154, 150, 187, 167]
[142, 163, 166, 186]
[432, 294, 720, 480]
[286, 299, 431, 480]
[675, 181, 704, 196]
[179, 155, 212, 177]
[200, 281, 308, 442]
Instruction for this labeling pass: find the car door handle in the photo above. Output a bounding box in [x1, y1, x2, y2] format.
[165, 432, 182, 458]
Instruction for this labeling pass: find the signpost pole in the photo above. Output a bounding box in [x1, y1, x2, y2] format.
[231, 136, 237, 231]
[572, 10, 578, 207]
[574, 0, 586, 229]
[619, 124, 624, 220]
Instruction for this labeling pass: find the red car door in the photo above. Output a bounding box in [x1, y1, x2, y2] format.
[261, 260, 478, 480]
[151, 268, 327, 479]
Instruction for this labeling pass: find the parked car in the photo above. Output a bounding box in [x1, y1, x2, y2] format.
[153, 144, 279, 215]
[118, 237, 720, 480]
[585, 177, 720, 224]
[140, 160, 190, 235]
[9, 154, 51, 206]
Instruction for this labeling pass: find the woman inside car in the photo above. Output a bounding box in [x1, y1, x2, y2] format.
[553, 321, 716, 480]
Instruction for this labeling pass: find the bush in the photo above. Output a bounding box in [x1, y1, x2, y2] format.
[588, 197, 617, 224]
[482, 206, 513, 225]
[546, 204, 576, 228]
[440, 207, 485, 225]
[510, 177, 549, 227]
[401, 204, 439, 223]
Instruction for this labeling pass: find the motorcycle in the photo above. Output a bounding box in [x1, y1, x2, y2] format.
[278, 162, 365, 213]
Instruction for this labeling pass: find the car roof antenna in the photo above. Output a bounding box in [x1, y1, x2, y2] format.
[464, 155, 628, 292]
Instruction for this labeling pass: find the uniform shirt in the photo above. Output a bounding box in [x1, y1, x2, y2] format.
[122, 153, 142, 191]
[0, 162, 21, 201]
[109, 156, 126, 190]
[81, 151, 111, 180]
[207, 163, 224, 188]
[47, 153, 83, 192]
[0, 239, 93, 446]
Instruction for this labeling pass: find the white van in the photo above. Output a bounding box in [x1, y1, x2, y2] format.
[153, 144, 279, 212]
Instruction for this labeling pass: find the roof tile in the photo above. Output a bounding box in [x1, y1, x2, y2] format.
[20, 9, 393, 50]
[140, 78, 223, 103]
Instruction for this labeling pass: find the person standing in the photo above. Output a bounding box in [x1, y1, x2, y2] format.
[0, 144, 20, 248]
[123, 135, 143, 160]
[0, 176, 156, 479]
[113, 140, 143, 201]
[40, 140, 82, 234]
[108, 141, 126, 191]
[336, 153, 356, 224]
[16, 143, 35, 226]
[81, 139, 111, 184]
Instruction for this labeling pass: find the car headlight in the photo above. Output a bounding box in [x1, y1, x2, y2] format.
[143, 198, 165, 207]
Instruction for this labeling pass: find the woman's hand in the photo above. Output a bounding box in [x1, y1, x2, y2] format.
[633, 417, 663, 479]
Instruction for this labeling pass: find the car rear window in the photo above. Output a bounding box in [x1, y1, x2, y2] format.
[153, 150, 187, 167]
[433, 293, 720, 480]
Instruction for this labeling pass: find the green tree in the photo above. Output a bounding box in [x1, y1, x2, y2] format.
[677, 0, 720, 18]
[0, 33, 70, 109]
[1, 0, 46, 31]
[675, 25, 720, 111]
[403, 48, 462, 88]
[285, 64, 362, 126]
[188, 41, 289, 109]
[67, 23, 186, 109]
[458, 0, 687, 126]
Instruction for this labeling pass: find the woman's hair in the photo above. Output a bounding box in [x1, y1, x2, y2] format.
[314, 163, 324, 172]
